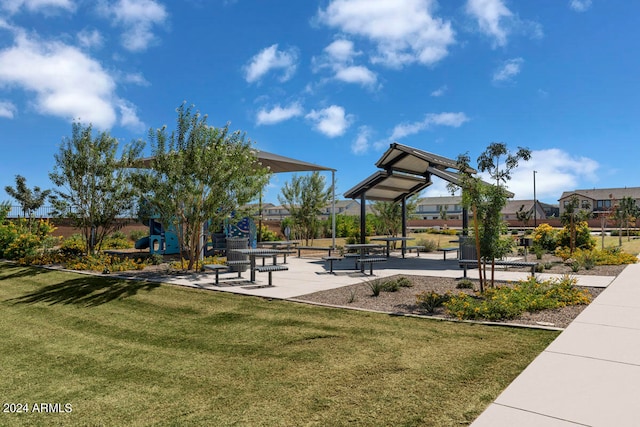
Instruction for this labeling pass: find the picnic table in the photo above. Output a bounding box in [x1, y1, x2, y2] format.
[370, 236, 415, 258]
[232, 248, 282, 282]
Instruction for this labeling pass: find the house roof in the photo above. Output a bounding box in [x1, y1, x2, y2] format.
[416, 195, 462, 205]
[559, 187, 640, 202]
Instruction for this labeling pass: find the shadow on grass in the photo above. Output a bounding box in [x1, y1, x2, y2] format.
[0, 263, 51, 280]
[9, 276, 161, 307]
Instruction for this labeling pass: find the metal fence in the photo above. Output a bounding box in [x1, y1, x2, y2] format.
[3, 205, 58, 218]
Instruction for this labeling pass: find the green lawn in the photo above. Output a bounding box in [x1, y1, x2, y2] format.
[0, 263, 558, 426]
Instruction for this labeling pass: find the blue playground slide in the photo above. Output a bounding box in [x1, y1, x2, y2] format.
[134, 236, 150, 250]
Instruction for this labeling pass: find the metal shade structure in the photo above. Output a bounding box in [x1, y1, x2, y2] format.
[137, 148, 337, 247]
[345, 143, 476, 247]
[138, 149, 335, 174]
[343, 170, 431, 202]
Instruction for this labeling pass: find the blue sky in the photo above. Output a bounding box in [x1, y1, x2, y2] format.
[1, 0, 637, 206]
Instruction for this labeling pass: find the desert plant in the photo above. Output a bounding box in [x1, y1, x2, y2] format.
[456, 279, 475, 289]
[367, 278, 384, 297]
[347, 288, 357, 303]
[396, 277, 413, 288]
[416, 291, 451, 313]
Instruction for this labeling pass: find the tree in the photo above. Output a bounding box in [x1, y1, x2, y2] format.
[136, 103, 270, 270]
[560, 195, 591, 254]
[451, 143, 531, 291]
[515, 204, 532, 227]
[278, 171, 332, 245]
[372, 196, 418, 237]
[4, 175, 51, 231]
[49, 123, 143, 255]
[614, 196, 639, 244]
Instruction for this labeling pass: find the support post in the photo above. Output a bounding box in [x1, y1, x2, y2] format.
[360, 193, 366, 244]
[401, 197, 407, 258]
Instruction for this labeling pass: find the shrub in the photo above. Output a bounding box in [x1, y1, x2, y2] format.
[532, 223, 557, 251]
[396, 277, 413, 288]
[129, 229, 147, 242]
[103, 232, 133, 249]
[367, 278, 384, 297]
[456, 279, 474, 289]
[416, 291, 451, 313]
[381, 280, 400, 292]
[415, 238, 437, 252]
[557, 221, 596, 251]
[0, 219, 58, 260]
[535, 263, 545, 273]
[444, 276, 591, 321]
[60, 234, 86, 256]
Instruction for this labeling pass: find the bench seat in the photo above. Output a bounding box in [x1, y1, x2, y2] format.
[458, 259, 539, 277]
[296, 246, 334, 257]
[203, 264, 229, 285]
[255, 264, 289, 286]
[355, 257, 387, 275]
[322, 256, 344, 274]
[437, 247, 458, 260]
[404, 245, 426, 256]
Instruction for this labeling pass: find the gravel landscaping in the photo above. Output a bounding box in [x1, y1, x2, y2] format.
[295, 255, 626, 329]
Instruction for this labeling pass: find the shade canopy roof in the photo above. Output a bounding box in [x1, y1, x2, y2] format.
[138, 149, 334, 174]
[344, 143, 471, 202]
[343, 170, 431, 202]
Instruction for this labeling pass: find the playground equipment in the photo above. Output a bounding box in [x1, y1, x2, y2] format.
[134, 219, 180, 255]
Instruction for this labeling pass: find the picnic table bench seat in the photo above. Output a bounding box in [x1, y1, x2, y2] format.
[322, 255, 344, 274]
[355, 257, 387, 275]
[296, 246, 334, 257]
[255, 264, 289, 286]
[404, 245, 426, 256]
[203, 264, 229, 284]
[458, 259, 539, 277]
[437, 247, 458, 260]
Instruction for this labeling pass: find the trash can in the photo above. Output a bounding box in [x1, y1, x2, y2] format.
[226, 237, 249, 272]
[459, 236, 477, 261]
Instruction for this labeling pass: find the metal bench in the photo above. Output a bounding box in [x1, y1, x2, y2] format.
[322, 256, 344, 274]
[255, 264, 288, 286]
[404, 245, 426, 256]
[225, 260, 250, 278]
[355, 257, 387, 275]
[458, 259, 539, 278]
[203, 264, 228, 285]
[437, 247, 458, 260]
[296, 246, 334, 257]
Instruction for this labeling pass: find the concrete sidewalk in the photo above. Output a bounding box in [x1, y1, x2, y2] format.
[471, 261, 640, 427]
[124, 252, 614, 300]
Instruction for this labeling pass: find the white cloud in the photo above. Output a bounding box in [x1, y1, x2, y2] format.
[430, 85, 447, 97]
[77, 28, 104, 49]
[569, 0, 592, 12]
[325, 39, 357, 62]
[317, 0, 455, 68]
[244, 44, 298, 84]
[256, 102, 303, 125]
[0, 32, 141, 129]
[492, 57, 523, 83]
[352, 126, 371, 155]
[389, 112, 469, 140]
[0, 100, 16, 118]
[117, 99, 145, 131]
[1, 0, 75, 14]
[334, 66, 377, 86]
[313, 39, 378, 88]
[306, 105, 352, 138]
[465, 0, 512, 47]
[100, 0, 167, 52]
[496, 149, 599, 200]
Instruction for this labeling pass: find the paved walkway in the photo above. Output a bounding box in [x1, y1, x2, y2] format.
[120, 252, 613, 300]
[471, 261, 640, 427]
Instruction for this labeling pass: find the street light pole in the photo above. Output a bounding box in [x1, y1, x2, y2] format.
[533, 170, 537, 227]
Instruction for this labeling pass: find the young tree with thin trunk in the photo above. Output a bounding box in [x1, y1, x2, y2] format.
[5, 175, 51, 231]
[136, 103, 270, 270]
[49, 123, 143, 255]
[278, 172, 332, 245]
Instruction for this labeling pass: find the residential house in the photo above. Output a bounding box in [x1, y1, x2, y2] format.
[558, 187, 640, 217]
[501, 199, 548, 224]
[413, 196, 464, 220]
